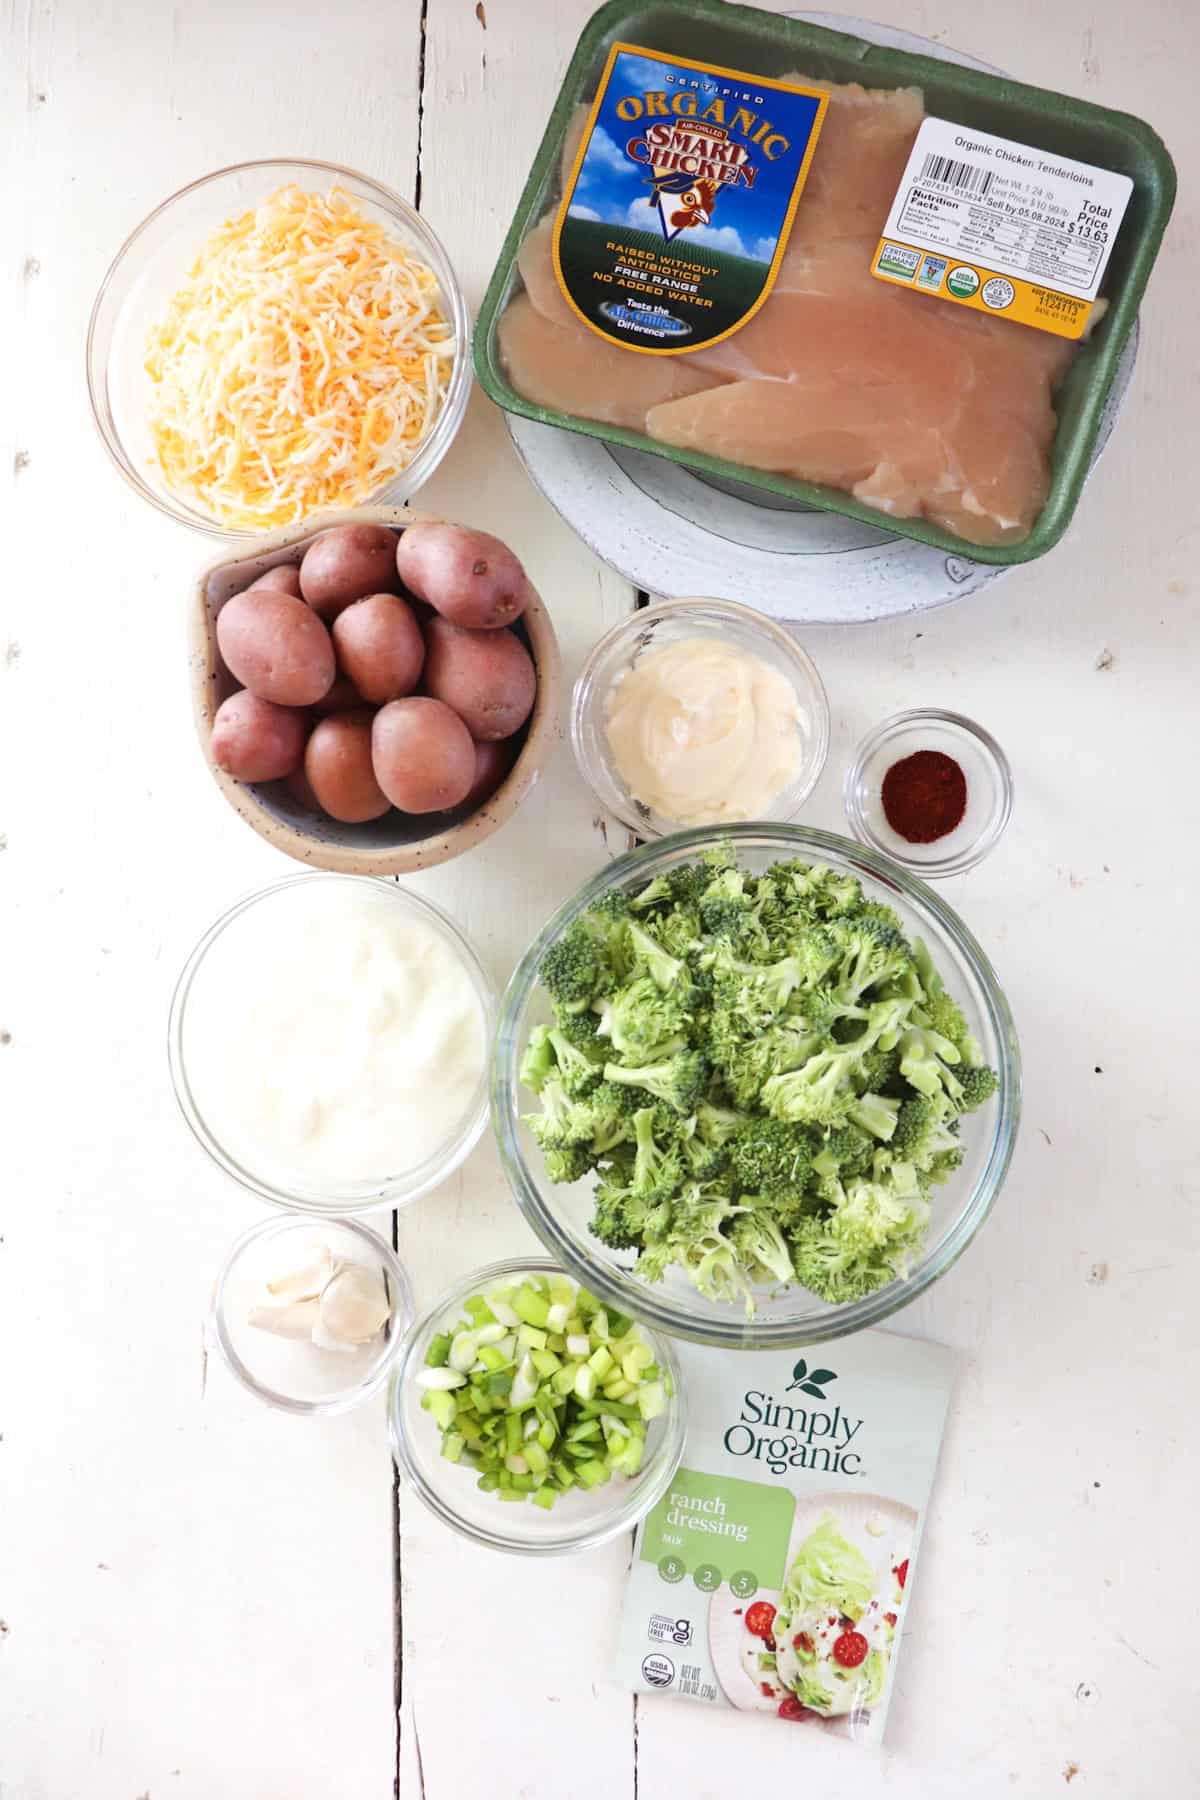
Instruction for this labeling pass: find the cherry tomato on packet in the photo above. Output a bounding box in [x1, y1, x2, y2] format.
[895, 1558, 909, 1589]
[778, 1695, 815, 1722]
[744, 1601, 777, 1640]
[832, 1630, 870, 1669]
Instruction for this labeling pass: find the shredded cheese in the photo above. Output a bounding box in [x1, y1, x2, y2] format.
[144, 186, 455, 529]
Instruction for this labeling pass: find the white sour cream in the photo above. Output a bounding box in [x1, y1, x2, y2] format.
[181, 880, 486, 1191]
[604, 637, 803, 827]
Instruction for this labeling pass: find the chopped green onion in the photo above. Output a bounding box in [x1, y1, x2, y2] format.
[416, 1274, 670, 1510]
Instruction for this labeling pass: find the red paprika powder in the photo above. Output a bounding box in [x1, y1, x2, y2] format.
[881, 750, 967, 844]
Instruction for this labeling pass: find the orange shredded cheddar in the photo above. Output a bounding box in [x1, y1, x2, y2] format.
[144, 186, 455, 529]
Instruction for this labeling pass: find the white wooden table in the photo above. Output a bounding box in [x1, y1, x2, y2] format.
[3, 1, 1196, 1794]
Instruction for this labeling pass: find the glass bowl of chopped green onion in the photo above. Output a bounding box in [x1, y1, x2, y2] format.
[389, 1259, 686, 1554]
[492, 825, 1020, 1349]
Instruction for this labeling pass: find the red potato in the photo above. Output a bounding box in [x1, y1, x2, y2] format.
[332, 593, 425, 704]
[246, 564, 302, 596]
[211, 690, 308, 782]
[304, 712, 392, 823]
[462, 738, 516, 811]
[216, 588, 335, 706]
[284, 761, 322, 812]
[396, 522, 530, 629]
[311, 674, 367, 717]
[371, 697, 475, 813]
[300, 524, 400, 620]
[421, 616, 536, 741]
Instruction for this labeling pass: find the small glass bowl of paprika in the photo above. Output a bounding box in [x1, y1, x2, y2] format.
[844, 708, 1013, 878]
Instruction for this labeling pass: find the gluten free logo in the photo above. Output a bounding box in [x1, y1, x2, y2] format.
[785, 1357, 837, 1400]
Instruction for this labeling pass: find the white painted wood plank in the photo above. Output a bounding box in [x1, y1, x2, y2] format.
[0, 3, 422, 1796]
[633, 2, 1200, 1794]
[392, 2, 637, 1794]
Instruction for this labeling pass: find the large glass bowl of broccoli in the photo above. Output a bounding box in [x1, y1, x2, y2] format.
[492, 825, 1019, 1349]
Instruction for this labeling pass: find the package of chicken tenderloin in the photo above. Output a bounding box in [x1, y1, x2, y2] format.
[615, 1328, 953, 1743]
[475, 0, 1175, 564]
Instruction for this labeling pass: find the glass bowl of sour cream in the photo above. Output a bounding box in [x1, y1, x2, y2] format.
[570, 597, 830, 840]
[169, 873, 495, 1213]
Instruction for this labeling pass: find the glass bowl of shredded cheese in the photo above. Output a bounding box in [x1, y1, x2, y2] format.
[87, 159, 471, 537]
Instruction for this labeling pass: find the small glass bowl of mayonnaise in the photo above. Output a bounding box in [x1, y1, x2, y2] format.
[169, 873, 495, 1215]
[571, 598, 830, 840]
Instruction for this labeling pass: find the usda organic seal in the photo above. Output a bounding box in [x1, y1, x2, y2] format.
[946, 265, 980, 298]
[641, 1654, 675, 1688]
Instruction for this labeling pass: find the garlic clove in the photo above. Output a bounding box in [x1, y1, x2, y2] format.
[247, 1298, 322, 1339]
[311, 1319, 359, 1355]
[265, 1244, 335, 1303]
[318, 1263, 390, 1346]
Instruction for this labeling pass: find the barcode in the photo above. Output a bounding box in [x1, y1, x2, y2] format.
[919, 152, 994, 197]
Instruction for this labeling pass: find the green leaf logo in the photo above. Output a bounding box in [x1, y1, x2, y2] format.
[785, 1361, 837, 1399]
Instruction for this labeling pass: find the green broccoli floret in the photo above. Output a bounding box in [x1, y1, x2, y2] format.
[698, 867, 748, 938]
[708, 942, 812, 1018]
[956, 1065, 999, 1110]
[519, 1024, 557, 1093]
[899, 1026, 967, 1106]
[761, 999, 909, 1127]
[525, 1078, 595, 1151]
[812, 1124, 875, 1179]
[695, 1099, 751, 1146]
[832, 1178, 929, 1255]
[540, 919, 612, 1014]
[829, 915, 914, 1003]
[584, 1081, 640, 1154]
[551, 1005, 604, 1052]
[709, 1022, 815, 1109]
[788, 862, 863, 919]
[761, 1047, 860, 1127]
[890, 1095, 958, 1164]
[730, 1210, 794, 1285]
[603, 1050, 708, 1117]
[678, 1130, 729, 1181]
[728, 1119, 814, 1198]
[599, 973, 687, 1059]
[846, 1092, 901, 1142]
[629, 1107, 684, 1203]
[546, 1026, 605, 1098]
[624, 919, 686, 993]
[588, 1157, 673, 1251]
[788, 1217, 897, 1303]
[542, 1144, 594, 1184]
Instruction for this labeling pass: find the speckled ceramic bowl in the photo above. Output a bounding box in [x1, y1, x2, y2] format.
[190, 506, 563, 874]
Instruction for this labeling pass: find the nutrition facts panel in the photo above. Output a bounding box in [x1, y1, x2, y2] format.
[873, 116, 1134, 335]
[896, 169, 1109, 292]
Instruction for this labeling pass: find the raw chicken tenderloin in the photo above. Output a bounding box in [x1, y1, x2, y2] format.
[498, 294, 718, 431]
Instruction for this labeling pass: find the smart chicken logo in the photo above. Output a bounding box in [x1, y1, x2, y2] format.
[623, 116, 765, 243]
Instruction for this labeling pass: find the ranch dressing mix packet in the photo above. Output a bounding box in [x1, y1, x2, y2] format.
[616, 1329, 953, 1744]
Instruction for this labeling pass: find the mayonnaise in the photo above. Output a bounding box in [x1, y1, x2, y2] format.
[181, 880, 486, 1190]
[604, 638, 803, 826]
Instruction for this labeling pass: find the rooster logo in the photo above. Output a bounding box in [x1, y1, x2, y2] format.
[647, 171, 719, 241]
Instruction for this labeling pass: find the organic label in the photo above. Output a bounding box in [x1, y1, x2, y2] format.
[554, 44, 828, 355]
[872, 117, 1133, 338]
[615, 1330, 953, 1745]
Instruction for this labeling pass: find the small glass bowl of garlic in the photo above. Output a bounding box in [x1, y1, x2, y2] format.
[211, 1215, 413, 1414]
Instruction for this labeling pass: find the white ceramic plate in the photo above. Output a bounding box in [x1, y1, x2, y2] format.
[708, 1489, 916, 1741]
[506, 14, 1137, 625]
